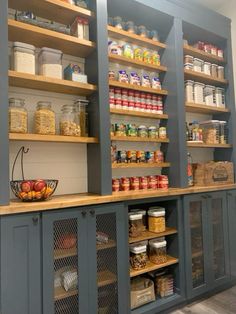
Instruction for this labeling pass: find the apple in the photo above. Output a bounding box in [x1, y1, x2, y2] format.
[21, 180, 33, 193]
[34, 179, 47, 192]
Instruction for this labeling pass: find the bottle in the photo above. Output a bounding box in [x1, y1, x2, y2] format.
[187, 152, 194, 186]
[192, 121, 199, 142]
[186, 122, 189, 141]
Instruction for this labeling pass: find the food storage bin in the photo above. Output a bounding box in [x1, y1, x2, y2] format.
[184, 55, 194, 64]
[39, 47, 63, 79]
[129, 213, 143, 238]
[9, 98, 28, 134]
[74, 99, 89, 137]
[194, 82, 205, 104]
[130, 210, 147, 231]
[149, 238, 167, 265]
[184, 63, 193, 70]
[130, 241, 148, 270]
[12, 42, 36, 74]
[217, 66, 225, 80]
[215, 88, 226, 108]
[138, 125, 148, 138]
[113, 16, 123, 29]
[219, 121, 228, 144]
[211, 64, 218, 77]
[130, 277, 155, 309]
[199, 120, 220, 144]
[34, 101, 56, 135]
[193, 58, 203, 72]
[148, 207, 166, 233]
[60, 104, 81, 136]
[185, 80, 194, 103]
[203, 62, 211, 76]
[204, 85, 215, 106]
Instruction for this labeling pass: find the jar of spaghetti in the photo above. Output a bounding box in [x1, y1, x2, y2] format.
[148, 207, 166, 233]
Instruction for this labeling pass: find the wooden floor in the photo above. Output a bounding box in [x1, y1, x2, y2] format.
[170, 286, 236, 314]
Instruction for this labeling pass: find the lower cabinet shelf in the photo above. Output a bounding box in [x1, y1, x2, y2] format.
[54, 287, 78, 301]
[129, 228, 178, 244]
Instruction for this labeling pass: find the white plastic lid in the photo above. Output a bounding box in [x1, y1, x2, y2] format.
[148, 207, 165, 217]
[204, 62, 211, 65]
[149, 239, 167, 248]
[194, 82, 205, 86]
[130, 243, 147, 254]
[39, 47, 63, 56]
[185, 80, 194, 84]
[13, 41, 35, 51]
[129, 210, 146, 216]
[199, 120, 220, 125]
[129, 213, 143, 221]
[194, 58, 203, 62]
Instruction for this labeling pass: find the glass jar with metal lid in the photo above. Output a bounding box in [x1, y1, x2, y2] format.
[60, 104, 81, 136]
[34, 101, 55, 135]
[9, 98, 28, 134]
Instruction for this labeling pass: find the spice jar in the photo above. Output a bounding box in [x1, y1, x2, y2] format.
[9, 98, 28, 133]
[74, 99, 89, 137]
[60, 104, 81, 136]
[149, 238, 167, 265]
[129, 213, 143, 238]
[148, 207, 166, 233]
[34, 101, 56, 135]
[12, 42, 36, 74]
[130, 242, 148, 270]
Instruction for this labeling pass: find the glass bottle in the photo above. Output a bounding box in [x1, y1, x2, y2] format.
[34, 101, 55, 135]
[60, 104, 81, 136]
[74, 99, 89, 137]
[9, 98, 28, 134]
[186, 122, 190, 141]
[187, 152, 194, 186]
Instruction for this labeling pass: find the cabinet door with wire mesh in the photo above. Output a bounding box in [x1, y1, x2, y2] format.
[87, 203, 129, 314]
[42, 209, 88, 314]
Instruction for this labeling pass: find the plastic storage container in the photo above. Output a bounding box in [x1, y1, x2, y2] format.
[199, 120, 220, 144]
[39, 47, 63, 79]
[9, 98, 28, 134]
[193, 58, 203, 72]
[130, 210, 147, 231]
[12, 42, 36, 74]
[148, 207, 166, 233]
[204, 85, 215, 106]
[184, 55, 194, 64]
[129, 213, 143, 238]
[217, 66, 225, 80]
[74, 99, 89, 137]
[211, 64, 218, 77]
[34, 101, 56, 135]
[60, 104, 81, 136]
[215, 88, 226, 108]
[185, 80, 194, 103]
[203, 62, 211, 76]
[149, 238, 167, 264]
[130, 277, 155, 309]
[194, 82, 205, 104]
[130, 241, 148, 270]
[219, 121, 227, 144]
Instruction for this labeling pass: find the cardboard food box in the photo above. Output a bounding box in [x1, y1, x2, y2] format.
[193, 161, 234, 186]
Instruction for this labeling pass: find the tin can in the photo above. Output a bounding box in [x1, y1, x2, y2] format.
[117, 150, 127, 163]
[109, 98, 115, 108]
[157, 175, 169, 190]
[109, 88, 115, 99]
[140, 101, 146, 112]
[121, 89, 128, 100]
[154, 150, 164, 163]
[148, 176, 158, 189]
[127, 124, 137, 137]
[122, 100, 129, 109]
[128, 101, 135, 111]
[114, 88, 122, 100]
[120, 177, 130, 191]
[134, 101, 141, 111]
[115, 99, 122, 109]
[126, 150, 136, 163]
[130, 177, 140, 190]
[112, 179, 120, 192]
[140, 176, 148, 190]
[128, 90, 135, 101]
[159, 127, 167, 139]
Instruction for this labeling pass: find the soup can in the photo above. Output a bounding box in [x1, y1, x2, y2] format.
[157, 175, 169, 189]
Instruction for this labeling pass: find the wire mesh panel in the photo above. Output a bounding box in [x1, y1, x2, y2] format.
[96, 213, 119, 314]
[53, 218, 79, 314]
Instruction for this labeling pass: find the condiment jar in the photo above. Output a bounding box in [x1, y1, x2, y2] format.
[148, 126, 157, 139]
[148, 207, 166, 233]
[34, 101, 56, 135]
[149, 238, 167, 265]
[149, 30, 159, 42]
[130, 242, 148, 270]
[74, 99, 89, 137]
[9, 98, 28, 134]
[129, 213, 143, 238]
[60, 104, 81, 136]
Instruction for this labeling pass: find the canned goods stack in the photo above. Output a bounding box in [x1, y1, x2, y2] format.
[112, 148, 165, 164]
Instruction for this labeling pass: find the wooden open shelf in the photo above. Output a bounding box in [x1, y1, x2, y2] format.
[110, 108, 168, 119]
[8, 19, 95, 57]
[54, 287, 78, 301]
[129, 227, 178, 244]
[109, 54, 167, 72]
[112, 162, 170, 169]
[130, 256, 179, 277]
[109, 80, 168, 96]
[8, 0, 94, 25]
[111, 136, 169, 143]
[108, 25, 166, 50]
[187, 142, 232, 148]
[185, 102, 230, 114]
[9, 71, 96, 96]
[9, 133, 98, 144]
[183, 44, 226, 64]
[184, 69, 228, 86]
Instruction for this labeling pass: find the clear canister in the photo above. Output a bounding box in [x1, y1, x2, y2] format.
[38, 47, 63, 79]
[9, 98, 28, 133]
[203, 62, 211, 76]
[130, 241, 148, 270]
[193, 58, 203, 72]
[129, 213, 143, 238]
[215, 88, 226, 108]
[199, 120, 220, 144]
[185, 80, 194, 103]
[149, 238, 167, 265]
[12, 42, 36, 75]
[211, 64, 218, 78]
[204, 85, 215, 106]
[60, 104, 81, 136]
[194, 82, 205, 104]
[34, 101, 56, 135]
[217, 66, 225, 80]
[74, 99, 89, 137]
[219, 121, 227, 144]
[129, 210, 147, 231]
[184, 55, 194, 65]
[148, 207, 166, 233]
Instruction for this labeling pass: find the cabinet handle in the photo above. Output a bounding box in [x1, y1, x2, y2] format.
[81, 210, 87, 218]
[90, 209, 95, 217]
[32, 216, 39, 225]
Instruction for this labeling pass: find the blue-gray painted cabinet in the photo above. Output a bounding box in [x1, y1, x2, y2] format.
[183, 192, 230, 300]
[0, 213, 42, 314]
[42, 203, 129, 314]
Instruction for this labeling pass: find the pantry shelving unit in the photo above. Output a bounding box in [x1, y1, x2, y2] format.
[187, 143, 232, 148]
[129, 227, 178, 244]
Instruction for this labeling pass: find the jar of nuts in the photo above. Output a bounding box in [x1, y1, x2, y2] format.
[129, 213, 143, 238]
[149, 238, 167, 265]
[9, 98, 28, 133]
[130, 242, 148, 270]
[60, 104, 81, 136]
[35, 101, 56, 135]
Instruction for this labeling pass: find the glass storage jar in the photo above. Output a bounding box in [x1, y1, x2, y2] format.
[148, 207, 166, 233]
[199, 120, 220, 144]
[9, 98, 28, 133]
[34, 101, 55, 135]
[129, 213, 143, 238]
[74, 99, 89, 137]
[12, 42, 36, 75]
[149, 238, 167, 265]
[60, 104, 81, 136]
[130, 241, 148, 270]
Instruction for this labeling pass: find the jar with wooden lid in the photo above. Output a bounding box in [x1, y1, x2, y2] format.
[34, 101, 56, 135]
[149, 238, 167, 265]
[9, 98, 28, 133]
[130, 241, 148, 270]
[129, 213, 143, 238]
[148, 207, 166, 233]
[60, 104, 81, 136]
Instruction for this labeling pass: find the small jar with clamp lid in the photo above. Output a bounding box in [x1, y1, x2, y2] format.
[9, 98, 28, 133]
[34, 101, 55, 135]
